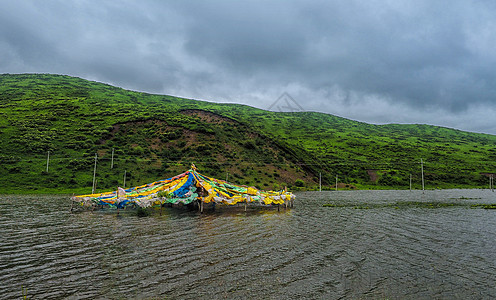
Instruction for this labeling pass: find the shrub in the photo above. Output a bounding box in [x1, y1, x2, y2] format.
[294, 179, 305, 187]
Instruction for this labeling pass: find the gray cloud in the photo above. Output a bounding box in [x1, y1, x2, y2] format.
[1, 0, 496, 134]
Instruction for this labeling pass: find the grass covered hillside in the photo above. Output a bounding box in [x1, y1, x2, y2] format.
[1, 73, 495, 193]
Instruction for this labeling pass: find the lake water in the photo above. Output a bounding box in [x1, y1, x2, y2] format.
[1, 190, 496, 299]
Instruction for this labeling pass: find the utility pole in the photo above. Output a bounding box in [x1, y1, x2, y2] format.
[319, 172, 322, 192]
[409, 174, 412, 191]
[46, 151, 50, 173]
[92, 153, 98, 194]
[421, 159, 425, 193]
[123, 170, 127, 188]
[111, 148, 114, 169]
[335, 175, 338, 191]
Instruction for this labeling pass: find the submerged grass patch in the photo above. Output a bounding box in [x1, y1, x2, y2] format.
[136, 207, 151, 217]
[323, 201, 496, 209]
[470, 204, 496, 209]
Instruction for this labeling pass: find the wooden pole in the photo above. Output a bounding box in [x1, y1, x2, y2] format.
[421, 159, 425, 193]
[70, 193, 74, 213]
[111, 148, 114, 169]
[92, 153, 97, 194]
[335, 175, 338, 191]
[46, 151, 50, 173]
[409, 174, 412, 191]
[123, 170, 127, 188]
[319, 172, 322, 192]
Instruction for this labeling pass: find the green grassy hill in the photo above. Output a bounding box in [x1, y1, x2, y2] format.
[1, 73, 495, 193]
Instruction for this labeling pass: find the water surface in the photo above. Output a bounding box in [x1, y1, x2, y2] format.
[1, 190, 496, 299]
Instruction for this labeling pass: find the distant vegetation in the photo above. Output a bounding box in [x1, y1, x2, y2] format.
[1, 73, 495, 193]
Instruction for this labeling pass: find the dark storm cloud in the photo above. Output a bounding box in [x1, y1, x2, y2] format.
[175, 0, 496, 110]
[1, 0, 496, 133]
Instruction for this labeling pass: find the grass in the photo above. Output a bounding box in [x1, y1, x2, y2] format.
[323, 201, 496, 209]
[470, 204, 496, 209]
[22, 286, 29, 299]
[1, 73, 496, 193]
[136, 206, 151, 217]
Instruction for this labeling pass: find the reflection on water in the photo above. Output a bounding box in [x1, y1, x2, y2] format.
[1, 190, 496, 299]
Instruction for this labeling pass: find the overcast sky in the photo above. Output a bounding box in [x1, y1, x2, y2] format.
[2, 1, 496, 134]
